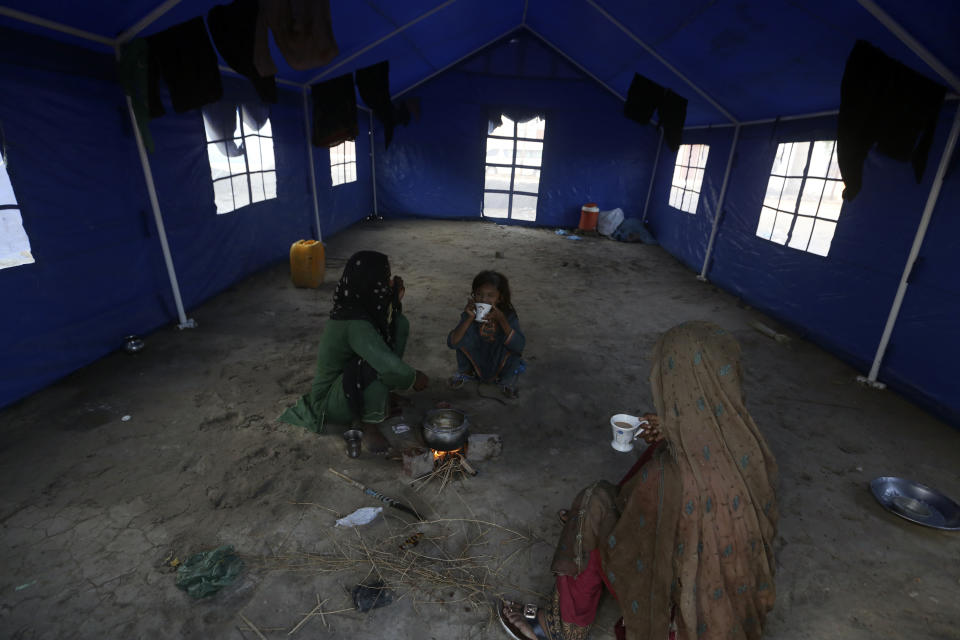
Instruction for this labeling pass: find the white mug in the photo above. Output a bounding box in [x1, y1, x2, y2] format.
[474, 302, 493, 322]
[610, 413, 649, 452]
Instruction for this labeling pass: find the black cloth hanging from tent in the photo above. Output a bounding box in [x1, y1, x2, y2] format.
[624, 74, 663, 125]
[311, 73, 358, 148]
[356, 61, 396, 149]
[659, 89, 688, 154]
[117, 38, 156, 152]
[146, 17, 223, 114]
[261, 0, 338, 71]
[837, 40, 946, 201]
[207, 0, 277, 104]
[623, 73, 687, 152]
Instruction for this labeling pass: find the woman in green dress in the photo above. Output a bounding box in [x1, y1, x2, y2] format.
[280, 251, 429, 452]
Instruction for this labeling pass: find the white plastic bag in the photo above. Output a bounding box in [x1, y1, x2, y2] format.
[597, 208, 625, 237]
[335, 506, 383, 527]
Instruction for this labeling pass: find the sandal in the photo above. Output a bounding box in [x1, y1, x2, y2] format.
[448, 372, 476, 389]
[498, 600, 550, 640]
[502, 385, 519, 399]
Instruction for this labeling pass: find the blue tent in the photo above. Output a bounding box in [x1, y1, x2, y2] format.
[1, 1, 958, 425]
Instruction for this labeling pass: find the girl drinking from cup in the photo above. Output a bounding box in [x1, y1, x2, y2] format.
[447, 270, 526, 398]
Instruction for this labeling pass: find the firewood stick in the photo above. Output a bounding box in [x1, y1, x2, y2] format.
[457, 454, 478, 476]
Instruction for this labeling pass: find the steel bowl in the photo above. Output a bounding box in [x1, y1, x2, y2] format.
[870, 476, 960, 531]
[422, 409, 469, 452]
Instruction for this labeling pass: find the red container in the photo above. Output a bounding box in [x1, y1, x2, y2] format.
[578, 203, 599, 231]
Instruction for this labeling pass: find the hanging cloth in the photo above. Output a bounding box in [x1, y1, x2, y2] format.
[624, 73, 687, 153]
[146, 17, 223, 114]
[116, 39, 156, 152]
[207, 0, 277, 104]
[356, 61, 396, 149]
[659, 89, 688, 153]
[261, 0, 338, 71]
[311, 73, 358, 148]
[837, 40, 946, 201]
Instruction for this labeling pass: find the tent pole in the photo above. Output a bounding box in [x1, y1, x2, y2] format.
[584, 0, 737, 124]
[369, 111, 379, 219]
[858, 103, 960, 388]
[118, 61, 194, 328]
[301, 87, 323, 242]
[525, 27, 625, 102]
[116, 0, 184, 44]
[392, 26, 516, 100]
[698, 124, 741, 281]
[857, 0, 960, 93]
[0, 6, 114, 46]
[641, 128, 664, 223]
[308, 0, 459, 84]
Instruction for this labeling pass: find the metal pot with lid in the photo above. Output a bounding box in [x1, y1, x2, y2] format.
[422, 409, 469, 451]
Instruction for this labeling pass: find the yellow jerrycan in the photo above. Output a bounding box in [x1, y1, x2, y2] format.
[289, 239, 325, 288]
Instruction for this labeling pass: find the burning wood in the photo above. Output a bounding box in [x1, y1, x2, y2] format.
[410, 446, 477, 494]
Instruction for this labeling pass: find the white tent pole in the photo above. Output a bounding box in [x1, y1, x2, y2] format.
[301, 87, 323, 242]
[117, 0, 184, 44]
[641, 128, 664, 223]
[392, 26, 517, 100]
[525, 27, 625, 101]
[369, 111, 379, 218]
[859, 104, 960, 387]
[857, 0, 960, 94]
[584, 0, 738, 124]
[698, 124, 741, 281]
[308, 0, 459, 84]
[115, 50, 194, 329]
[0, 7, 114, 46]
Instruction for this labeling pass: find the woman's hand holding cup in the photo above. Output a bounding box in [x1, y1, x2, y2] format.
[639, 413, 662, 444]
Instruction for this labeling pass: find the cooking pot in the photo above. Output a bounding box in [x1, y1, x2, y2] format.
[422, 409, 469, 451]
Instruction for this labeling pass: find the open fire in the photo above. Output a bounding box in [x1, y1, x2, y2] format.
[431, 446, 465, 463]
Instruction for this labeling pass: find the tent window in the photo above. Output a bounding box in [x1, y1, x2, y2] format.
[483, 115, 546, 221]
[668, 144, 709, 214]
[202, 108, 277, 215]
[330, 140, 356, 186]
[756, 140, 843, 256]
[0, 152, 34, 270]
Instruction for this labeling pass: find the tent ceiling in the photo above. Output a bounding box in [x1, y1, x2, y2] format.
[0, 0, 956, 125]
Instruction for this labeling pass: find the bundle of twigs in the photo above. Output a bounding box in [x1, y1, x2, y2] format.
[409, 453, 477, 495]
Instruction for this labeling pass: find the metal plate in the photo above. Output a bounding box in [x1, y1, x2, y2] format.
[870, 476, 960, 531]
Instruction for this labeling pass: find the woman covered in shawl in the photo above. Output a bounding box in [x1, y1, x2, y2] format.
[500, 321, 779, 640]
[280, 251, 429, 452]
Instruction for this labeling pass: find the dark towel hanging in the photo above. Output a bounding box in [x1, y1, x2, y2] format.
[356, 61, 395, 149]
[837, 40, 946, 201]
[207, 0, 277, 104]
[261, 0, 338, 71]
[624, 73, 664, 125]
[146, 17, 223, 114]
[117, 39, 156, 152]
[311, 73, 358, 148]
[659, 89, 688, 153]
[624, 73, 687, 152]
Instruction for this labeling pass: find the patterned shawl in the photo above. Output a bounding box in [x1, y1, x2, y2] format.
[601, 321, 779, 640]
[329, 250, 399, 346]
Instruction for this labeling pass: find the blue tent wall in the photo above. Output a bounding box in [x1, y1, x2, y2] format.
[374, 32, 658, 226]
[0, 27, 371, 409]
[643, 107, 960, 426]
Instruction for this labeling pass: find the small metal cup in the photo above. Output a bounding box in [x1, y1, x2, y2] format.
[343, 429, 363, 458]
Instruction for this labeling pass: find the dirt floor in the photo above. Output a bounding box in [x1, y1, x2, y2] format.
[1, 219, 959, 640]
